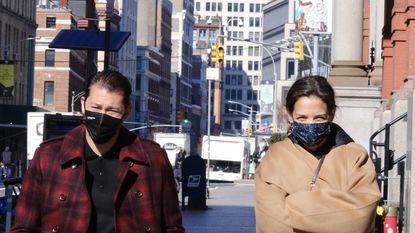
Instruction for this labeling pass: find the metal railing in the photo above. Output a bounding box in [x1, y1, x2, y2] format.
[369, 112, 407, 233]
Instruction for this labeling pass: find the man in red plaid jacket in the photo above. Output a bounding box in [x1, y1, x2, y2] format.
[12, 71, 185, 233]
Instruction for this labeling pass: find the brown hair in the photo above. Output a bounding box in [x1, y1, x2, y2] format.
[84, 70, 132, 108]
[285, 76, 336, 117]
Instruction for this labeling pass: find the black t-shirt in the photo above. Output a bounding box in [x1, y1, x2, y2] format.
[85, 142, 120, 233]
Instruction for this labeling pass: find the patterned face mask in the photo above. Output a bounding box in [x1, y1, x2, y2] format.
[291, 122, 331, 147]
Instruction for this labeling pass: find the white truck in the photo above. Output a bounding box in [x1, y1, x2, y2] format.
[201, 135, 251, 182]
[27, 112, 82, 160]
[152, 133, 191, 167]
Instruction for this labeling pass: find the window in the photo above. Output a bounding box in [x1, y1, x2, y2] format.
[247, 90, 252, 100]
[250, 3, 254, 12]
[226, 46, 231, 55]
[237, 75, 243, 85]
[231, 75, 237, 85]
[218, 3, 222, 11]
[225, 89, 230, 99]
[255, 17, 260, 27]
[205, 2, 210, 11]
[233, 3, 238, 12]
[234, 121, 241, 130]
[232, 46, 237, 56]
[195, 2, 200, 11]
[231, 61, 237, 70]
[211, 2, 216, 11]
[254, 46, 260, 56]
[239, 3, 244, 12]
[254, 61, 259, 71]
[231, 89, 236, 99]
[226, 61, 231, 70]
[237, 61, 242, 70]
[248, 46, 253, 56]
[46, 17, 56, 28]
[238, 46, 243, 56]
[253, 90, 258, 100]
[44, 81, 54, 105]
[287, 59, 296, 80]
[248, 61, 253, 70]
[45, 49, 55, 67]
[249, 17, 254, 27]
[237, 90, 242, 100]
[255, 4, 261, 12]
[225, 75, 231, 85]
[136, 74, 141, 91]
[225, 121, 232, 129]
[228, 3, 232, 12]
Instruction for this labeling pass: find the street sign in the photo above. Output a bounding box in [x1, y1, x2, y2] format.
[206, 67, 220, 81]
[263, 119, 269, 127]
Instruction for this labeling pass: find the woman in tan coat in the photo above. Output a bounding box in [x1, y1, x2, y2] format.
[255, 76, 381, 233]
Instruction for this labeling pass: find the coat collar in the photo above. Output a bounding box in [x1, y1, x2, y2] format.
[59, 125, 150, 166]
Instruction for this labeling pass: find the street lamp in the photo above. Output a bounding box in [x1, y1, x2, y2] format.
[227, 100, 253, 131]
[71, 91, 85, 113]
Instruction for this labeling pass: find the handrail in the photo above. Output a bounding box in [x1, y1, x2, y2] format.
[379, 154, 406, 173]
[369, 112, 407, 161]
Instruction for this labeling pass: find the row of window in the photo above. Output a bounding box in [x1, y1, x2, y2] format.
[225, 45, 261, 57]
[224, 89, 258, 101]
[195, 2, 262, 13]
[224, 60, 261, 71]
[225, 75, 261, 86]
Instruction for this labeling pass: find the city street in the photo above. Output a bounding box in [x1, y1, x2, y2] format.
[182, 180, 256, 233]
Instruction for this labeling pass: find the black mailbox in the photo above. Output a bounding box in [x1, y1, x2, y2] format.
[181, 155, 207, 210]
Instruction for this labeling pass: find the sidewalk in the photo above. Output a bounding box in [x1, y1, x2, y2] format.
[182, 180, 256, 233]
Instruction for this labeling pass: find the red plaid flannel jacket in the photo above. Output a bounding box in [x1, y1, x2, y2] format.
[12, 125, 184, 233]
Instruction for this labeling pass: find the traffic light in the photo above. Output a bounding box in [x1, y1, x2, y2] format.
[183, 111, 189, 124]
[176, 110, 184, 123]
[293, 40, 304, 60]
[211, 45, 219, 63]
[216, 43, 224, 63]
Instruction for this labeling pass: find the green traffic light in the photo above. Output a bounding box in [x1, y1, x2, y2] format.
[183, 118, 189, 124]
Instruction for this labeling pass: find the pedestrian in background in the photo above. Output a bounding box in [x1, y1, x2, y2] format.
[12, 71, 184, 233]
[255, 76, 381, 233]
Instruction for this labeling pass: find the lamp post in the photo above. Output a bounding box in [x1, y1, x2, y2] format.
[227, 100, 253, 131]
[71, 91, 85, 113]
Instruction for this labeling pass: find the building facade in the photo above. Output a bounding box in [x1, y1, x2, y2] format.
[0, 0, 37, 168]
[171, 0, 194, 125]
[117, 0, 137, 124]
[136, 0, 173, 137]
[0, 0, 37, 105]
[194, 0, 270, 135]
[33, 0, 97, 112]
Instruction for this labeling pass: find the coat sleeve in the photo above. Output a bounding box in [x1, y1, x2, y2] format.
[285, 150, 381, 233]
[159, 149, 185, 233]
[11, 148, 43, 232]
[255, 169, 294, 233]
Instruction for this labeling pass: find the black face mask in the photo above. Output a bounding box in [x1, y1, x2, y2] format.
[84, 110, 123, 144]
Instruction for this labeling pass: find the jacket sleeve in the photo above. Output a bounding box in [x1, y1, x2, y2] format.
[285, 151, 381, 233]
[255, 170, 294, 233]
[160, 149, 185, 233]
[11, 148, 43, 232]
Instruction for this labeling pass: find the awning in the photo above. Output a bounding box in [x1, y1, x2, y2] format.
[49, 29, 131, 51]
[0, 105, 39, 128]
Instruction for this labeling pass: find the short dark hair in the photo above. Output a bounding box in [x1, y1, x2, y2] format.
[285, 76, 336, 117]
[84, 70, 132, 108]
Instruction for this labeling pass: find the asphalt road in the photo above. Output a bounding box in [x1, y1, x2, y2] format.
[181, 180, 256, 233]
